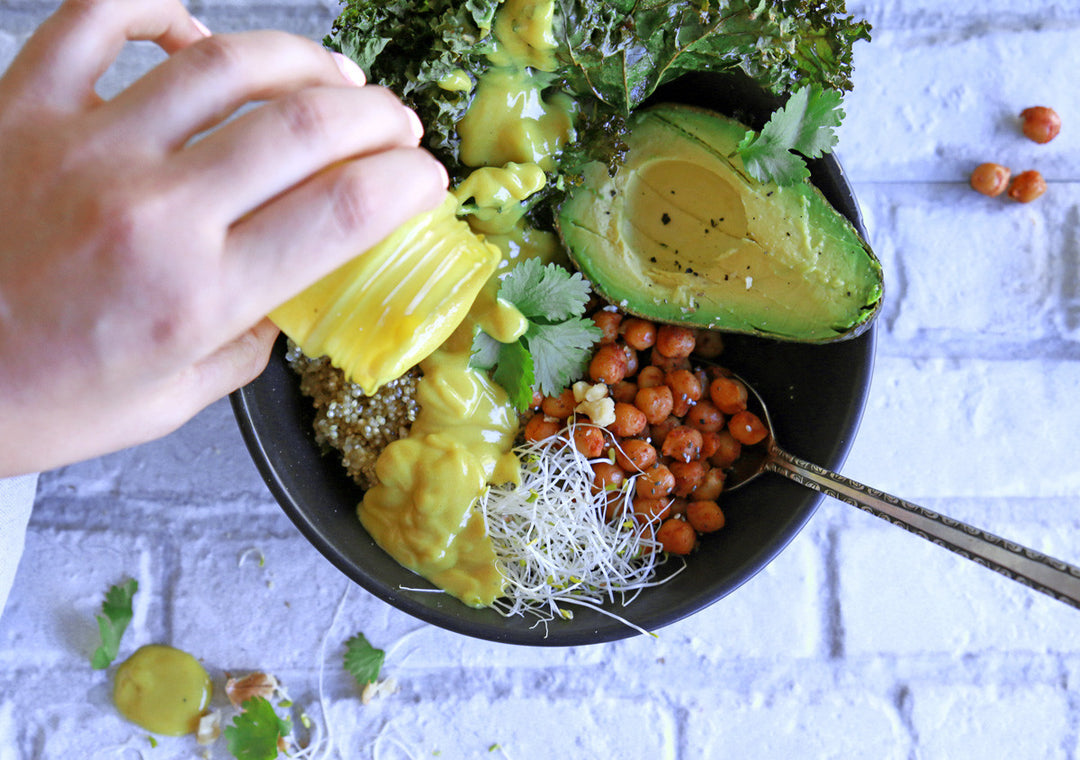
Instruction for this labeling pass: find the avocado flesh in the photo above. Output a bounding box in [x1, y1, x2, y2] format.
[557, 104, 882, 342]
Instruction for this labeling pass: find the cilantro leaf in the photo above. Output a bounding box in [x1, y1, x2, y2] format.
[469, 329, 503, 371]
[225, 697, 291, 760]
[492, 341, 535, 412]
[343, 633, 385, 688]
[737, 85, 846, 185]
[90, 578, 137, 669]
[469, 261, 601, 410]
[497, 258, 592, 322]
[524, 318, 598, 397]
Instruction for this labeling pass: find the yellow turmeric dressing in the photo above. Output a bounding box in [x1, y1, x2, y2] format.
[113, 645, 212, 736]
[359, 285, 526, 607]
[457, 0, 575, 171]
[357, 0, 576, 606]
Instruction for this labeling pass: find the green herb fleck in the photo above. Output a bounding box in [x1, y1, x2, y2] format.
[225, 697, 291, 760]
[90, 578, 137, 669]
[344, 633, 385, 688]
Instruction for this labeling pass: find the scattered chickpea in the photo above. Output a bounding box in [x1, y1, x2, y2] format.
[969, 162, 1011, 197]
[1008, 169, 1047, 203]
[1020, 106, 1061, 144]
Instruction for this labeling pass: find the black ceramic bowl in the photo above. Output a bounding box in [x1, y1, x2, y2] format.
[231, 72, 876, 646]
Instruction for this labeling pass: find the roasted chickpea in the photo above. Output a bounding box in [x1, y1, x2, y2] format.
[649, 416, 680, 448]
[670, 460, 707, 498]
[686, 500, 726, 533]
[636, 463, 675, 499]
[541, 388, 576, 419]
[969, 162, 1011, 197]
[1008, 170, 1047, 203]
[573, 426, 606, 458]
[728, 410, 768, 446]
[524, 414, 560, 442]
[666, 369, 702, 417]
[622, 318, 657, 350]
[687, 400, 725, 433]
[656, 518, 696, 555]
[693, 330, 724, 358]
[709, 376, 748, 415]
[592, 461, 626, 493]
[699, 430, 722, 460]
[635, 385, 674, 425]
[622, 344, 639, 376]
[691, 467, 725, 501]
[592, 309, 622, 343]
[649, 349, 691, 373]
[611, 380, 638, 404]
[588, 343, 629, 384]
[633, 497, 671, 523]
[661, 425, 703, 463]
[614, 439, 657, 472]
[609, 402, 648, 437]
[655, 325, 696, 358]
[637, 365, 665, 388]
[1020, 106, 1061, 144]
[708, 430, 742, 468]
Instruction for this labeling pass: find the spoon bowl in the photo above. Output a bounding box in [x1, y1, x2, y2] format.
[720, 368, 1080, 610]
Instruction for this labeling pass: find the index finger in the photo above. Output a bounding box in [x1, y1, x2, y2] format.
[4, 0, 208, 112]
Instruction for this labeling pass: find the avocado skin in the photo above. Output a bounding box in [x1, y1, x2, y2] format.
[556, 104, 883, 343]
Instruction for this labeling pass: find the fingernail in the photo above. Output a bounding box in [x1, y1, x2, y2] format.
[332, 52, 366, 87]
[191, 16, 212, 37]
[404, 107, 424, 140]
[433, 159, 449, 189]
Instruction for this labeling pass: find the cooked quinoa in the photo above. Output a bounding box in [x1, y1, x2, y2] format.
[285, 340, 420, 490]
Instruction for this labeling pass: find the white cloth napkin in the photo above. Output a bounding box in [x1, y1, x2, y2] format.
[0, 474, 37, 619]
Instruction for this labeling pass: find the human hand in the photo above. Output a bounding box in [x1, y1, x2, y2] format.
[0, 0, 448, 477]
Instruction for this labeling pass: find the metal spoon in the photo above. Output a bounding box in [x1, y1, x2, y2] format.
[724, 371, 1080, 611]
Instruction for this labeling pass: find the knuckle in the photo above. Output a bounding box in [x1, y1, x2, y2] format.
[276, 91, 333, 145]
[327, 167, 378, 239]
[183, 34, 245, 81]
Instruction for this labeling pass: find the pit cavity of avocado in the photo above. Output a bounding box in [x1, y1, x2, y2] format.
[622, 157, 752, 279]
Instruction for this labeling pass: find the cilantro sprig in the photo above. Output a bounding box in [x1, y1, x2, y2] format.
[471, 259, 602, 411]
[90, 578, 138, 669]
[343, 632, 385, 687]
[225, 697, 292, 760]
[736, 84, 846, 186]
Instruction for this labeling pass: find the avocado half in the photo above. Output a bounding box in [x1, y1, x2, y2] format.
[556, 104, 883, 342]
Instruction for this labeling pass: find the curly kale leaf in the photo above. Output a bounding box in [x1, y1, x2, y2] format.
[555, 0, 871, 115]
[324, 0, 501, 176]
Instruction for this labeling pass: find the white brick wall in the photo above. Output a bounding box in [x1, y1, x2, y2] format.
[3, 1, 1080, 758]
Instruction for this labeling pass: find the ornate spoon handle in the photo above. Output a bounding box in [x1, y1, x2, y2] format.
[764, 445, 1080, 610]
